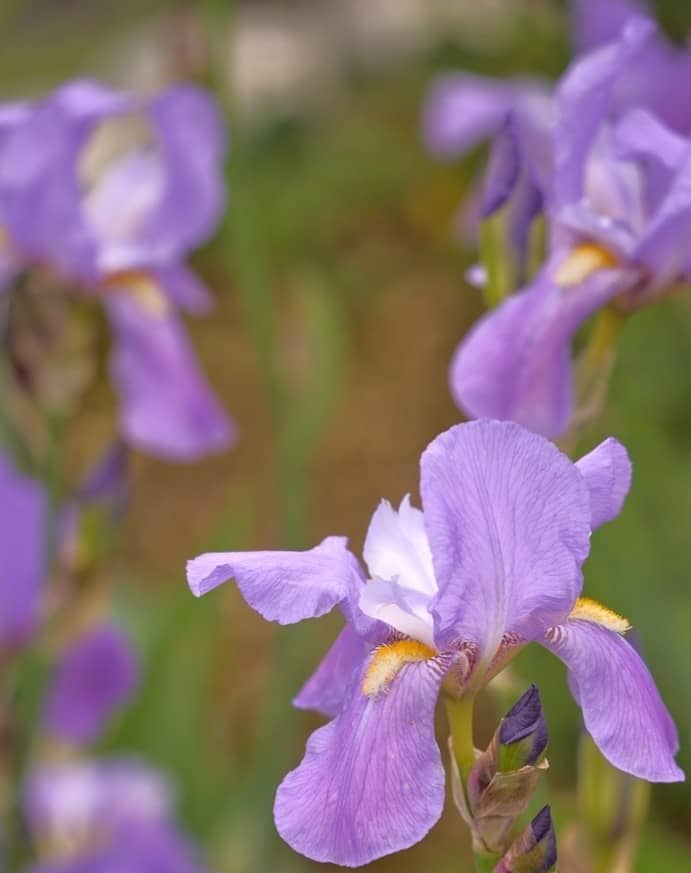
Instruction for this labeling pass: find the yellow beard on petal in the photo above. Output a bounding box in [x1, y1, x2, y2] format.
[554, 243, 619, 288]
[103, 270, 169, 317]
[362, 639, 437, 697]
[568, 596, 631, 634]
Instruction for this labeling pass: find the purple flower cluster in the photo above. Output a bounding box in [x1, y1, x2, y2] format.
[25, 758, 205, 873]
[0, 79, 233, 460]
[424, 6, 691, 437]
[188, 419, 682, 866]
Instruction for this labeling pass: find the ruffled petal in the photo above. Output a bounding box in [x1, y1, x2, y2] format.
[359, 578, 435, 647]
[275, 654, 452, 866]
[105, 292, 234, 461]
[450, 258, 626, 437]
[576, 437, 632, 530]
[421, 421, 591, 654]
[363, 497, 436, 597]
[554, 16, 655, 208]
[542, 620, 683, 781]
[42, 624, 139, 743]
[293, 625, 369, 718]
[187, 536, 362, 625]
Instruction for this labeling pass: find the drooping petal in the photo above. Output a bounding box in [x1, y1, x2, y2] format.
[576, 437, 632, 530]
[420, 421, 591, 655]
[187, 536, 362, 625]
[422, 75, 516, 157]
[542, 619, 683, 781]
[275, 653, 452, 866]
[0, 455, 45, 648]
[450, 258, 627, 437]
[293, 625, 369, 718]
[554, 16, 655, 208]
[363, 497, 436, 596]
[105, 291, 234, 461]
[42, 624, 139, 743]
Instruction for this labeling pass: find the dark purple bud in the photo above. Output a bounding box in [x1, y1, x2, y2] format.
[499, 684, 548, 771]
[493, 805, 557, 873]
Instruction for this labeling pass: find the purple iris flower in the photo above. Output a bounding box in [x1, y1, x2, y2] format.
[187, 420, 682, 867]
[435, 17, 691, 437]
[42, 624, 139, 744]
[571, 0, 691, 134]
[0, 79, 234, 460]
[0, 454, 45, 652]
[25, 758, 206, 873]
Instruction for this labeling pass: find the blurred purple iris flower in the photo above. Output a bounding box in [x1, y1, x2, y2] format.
[26, 758, 206, 873]
[187, 420, 682, 867]
[0, 454, 45, 651]
[426, 15, 691, 437]
[0, 79, 234, 460]
[42, 624, 139, 744]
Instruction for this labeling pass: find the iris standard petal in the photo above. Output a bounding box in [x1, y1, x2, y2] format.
[43, 624, 139, 743]
[363, 497, 436, 597]
[187, 536, 361, 625]
[293, 625, 369, 718]
[635, 143, 691, 286]
[359, 578, 436, 647]
[146, 85, 226, 259]
[421, 421, 591, 654]
[613, 108, 686, 172]
[105, 292, 234, 461]
[450, 259, 625, 437]
[274, 654, 452, 866]
[554, 15, 654, 208]
[576, 437, 632, 530]
[542, 619, 683, 782]
[0, 455, 45, 647]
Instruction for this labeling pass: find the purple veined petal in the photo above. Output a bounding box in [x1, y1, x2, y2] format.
[0, 455, 45, 648]
[104, 291, 234, 461]
[144, 85, 227, 260]
[635, 143, 691, 286]
[275, 652, 454, 866]
[576, 438, 632, 531]
[42, 624, 139, 744]
[362, 497, 436, 597]
[542, 619, 683, 781]
[187, 536, 363, 625]
[420, 421, 591, 656]
[293, 624, 370, 718]
[450, 257, 628, 438]
[421, 74, 516, 158]
[554, 15, 655, 208]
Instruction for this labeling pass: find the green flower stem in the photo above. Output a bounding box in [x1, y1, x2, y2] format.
[445, 693, 476, 775]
